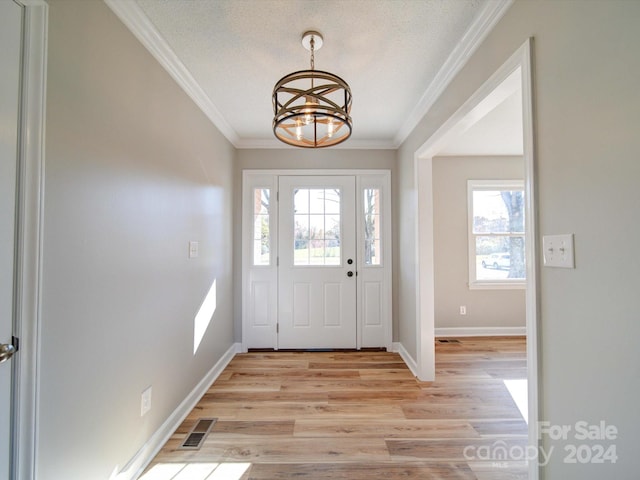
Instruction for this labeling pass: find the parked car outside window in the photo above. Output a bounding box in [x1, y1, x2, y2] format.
[482, 253, 510, 270]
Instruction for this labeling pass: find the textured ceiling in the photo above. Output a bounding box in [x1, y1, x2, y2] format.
[127, 0, 510, 149]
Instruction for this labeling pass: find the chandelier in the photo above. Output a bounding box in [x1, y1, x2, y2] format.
[272, 31, 353, 148]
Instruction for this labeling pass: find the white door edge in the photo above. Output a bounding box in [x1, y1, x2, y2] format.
[12, 2, 48, 479]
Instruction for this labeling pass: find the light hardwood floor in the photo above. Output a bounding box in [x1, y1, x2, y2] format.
[142, 337, 528, 479]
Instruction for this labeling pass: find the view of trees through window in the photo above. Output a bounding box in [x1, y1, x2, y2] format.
[470, 182, 525, 284]
[253, 188, 270, 265]
[363, 188, 381, 265]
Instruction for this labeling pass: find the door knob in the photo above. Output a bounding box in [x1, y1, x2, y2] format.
[347, 271, 354, 277]
[0, 343, 16, 364]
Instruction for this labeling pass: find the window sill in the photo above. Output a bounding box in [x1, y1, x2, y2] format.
[469, 281, 526, 290]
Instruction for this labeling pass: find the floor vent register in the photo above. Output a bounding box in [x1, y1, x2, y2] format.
[180, 418, 217, 450]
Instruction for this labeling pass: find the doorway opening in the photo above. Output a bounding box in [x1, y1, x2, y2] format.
[414, 39, 538, 479]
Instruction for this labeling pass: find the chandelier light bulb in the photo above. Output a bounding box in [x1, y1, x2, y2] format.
[327, 117, 334, 138]
[303, 96, 315, 125]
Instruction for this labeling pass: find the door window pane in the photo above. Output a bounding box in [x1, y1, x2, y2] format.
[294, 188, 341, 265]
[324, 188, 340, 214]
[253, 188, 270, 265]
[309, 214, 325, 239]
[363, 188, 381, 265]
[294, 189, 309, 214]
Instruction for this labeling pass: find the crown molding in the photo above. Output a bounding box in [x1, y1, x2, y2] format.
[393, 0, 514, 148]
[104, 0, 240, 147]
[105, 0, 512, 151]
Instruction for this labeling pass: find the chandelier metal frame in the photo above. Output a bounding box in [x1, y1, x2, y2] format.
[272, 31, 353, 148]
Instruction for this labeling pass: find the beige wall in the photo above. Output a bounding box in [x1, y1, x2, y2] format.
[39, 1, 235, 478]
[397, 0, 640, 477]
[236, 148, 396, 171]
[233, 148, 397, 341]
[433, 156, 525, 329]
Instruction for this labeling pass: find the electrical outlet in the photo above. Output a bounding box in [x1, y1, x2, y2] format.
[141, 386, 152, 416]
[459, 306, 467, 315]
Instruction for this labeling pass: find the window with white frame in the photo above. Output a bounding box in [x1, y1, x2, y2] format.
[468, 180, 525, 288]
[363, 188, 382, 265]
[252, 187, 271, 266]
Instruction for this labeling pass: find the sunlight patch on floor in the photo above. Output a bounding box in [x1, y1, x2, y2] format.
[504, 379, 528, 423]
[140, 462, 251, 480]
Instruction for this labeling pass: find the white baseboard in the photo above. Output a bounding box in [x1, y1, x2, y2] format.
[435, 326, 526, 337]
[392, 342, 418, 378]
[113, 342, 241, 480]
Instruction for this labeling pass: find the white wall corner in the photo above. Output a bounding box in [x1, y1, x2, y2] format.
[112, 342, 241, 480]
[392, 342, 419, 378]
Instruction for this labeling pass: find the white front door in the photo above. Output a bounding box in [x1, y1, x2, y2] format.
[278, 176, 357, 349]
[0, 0, 24, 475]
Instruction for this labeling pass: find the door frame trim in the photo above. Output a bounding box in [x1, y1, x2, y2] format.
[242, 169, 392, 352]
[13, 1, 48, 479]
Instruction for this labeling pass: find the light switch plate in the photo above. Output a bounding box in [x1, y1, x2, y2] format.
[189, 241, 199, 258]
[543, 234, 575, 268]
